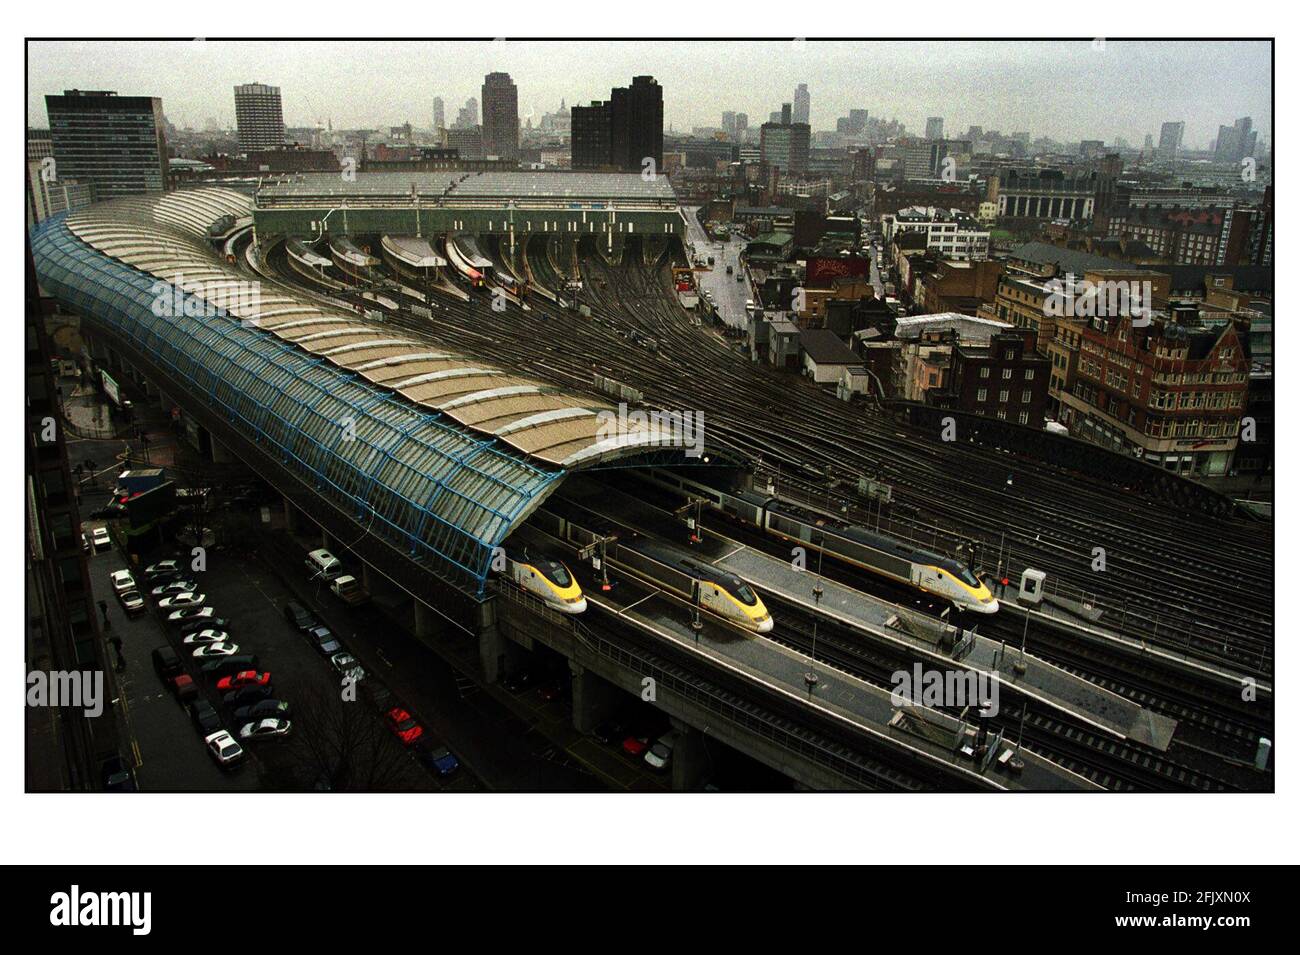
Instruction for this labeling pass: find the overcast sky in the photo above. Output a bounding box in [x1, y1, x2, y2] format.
[27, 39, 1271, 148]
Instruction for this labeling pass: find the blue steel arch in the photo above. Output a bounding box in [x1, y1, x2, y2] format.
[30, 214, 565, 596]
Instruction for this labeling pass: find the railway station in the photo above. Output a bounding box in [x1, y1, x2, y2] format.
[29, 177, 1273, 793]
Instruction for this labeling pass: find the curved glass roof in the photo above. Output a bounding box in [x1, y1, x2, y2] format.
[28, 187, 697, 596]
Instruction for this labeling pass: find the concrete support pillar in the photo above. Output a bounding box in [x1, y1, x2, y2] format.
[414, 599, 435, 640]
[282, 497, 299, 534]
[360, 562, 374, 593]
[322, 528, 334, 549]
[669, 718, 709, 792]
[476, 598, 505, 684]
[157, 389, 171, 412]
[568, 661, 615, 735]
[212, 438, 235, 464]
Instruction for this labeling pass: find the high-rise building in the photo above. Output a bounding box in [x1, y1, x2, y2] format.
[571, 76, 662, 172]
[1158, 121, 1184, 159]
[781, 103, 792, 126]
[735, 113, 749, 137]
[45, 89, 167, 199]
[433, 97, 445, 130]
[759, 117, 811, 175]
[481, 72, 519, 160]
[234, 82, 284, 152]
[793, 84, 810, 126]
[1215, 117, 1257, 162]
[722, 111, 736, 135]
[455, 98, 479, 129]
[571, 101, 611, 169]
[926, 117, 945, 140]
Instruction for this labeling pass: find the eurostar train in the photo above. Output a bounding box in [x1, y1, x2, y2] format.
[499, 550, 587, 613]
[641, 471, 999, 615]
[625, 539, 774, 633]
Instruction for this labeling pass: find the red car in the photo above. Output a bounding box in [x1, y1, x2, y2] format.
[170, 673, 198, 704]
[385, 707, 425, 746]
[622, 735, 650, 757]
[216, 670, 272, 693]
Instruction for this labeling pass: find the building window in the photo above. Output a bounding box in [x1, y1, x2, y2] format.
[1002, 368, 1012, 379]
[999, 389, 1009, 402]
[977, 388, 987, 402]
[979, 367, 990, 378]
[1022, 390, 1032, 403]
[1024, 368, 1035, 380]
[1018, 411, 1030, 425]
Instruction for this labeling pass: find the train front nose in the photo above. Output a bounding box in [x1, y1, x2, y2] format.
[755, 614, 774, 633]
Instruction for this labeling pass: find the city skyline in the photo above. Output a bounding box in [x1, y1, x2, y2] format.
[27, 39, 1271, 149]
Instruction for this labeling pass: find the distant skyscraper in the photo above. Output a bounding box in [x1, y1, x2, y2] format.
[45, 89, 167, 199]
[571, 75, 663, 172]
[760, 114, 810, 175]
[925, 116, 944, 140]
[481, 72, 519, 160]
[792, 84, 810, 126]
[455, 98, 479, 129]
[610, 76, 663, 172]
[234, 82, 284, 152]
[571, 100, 611, 169]
[735, 113, 748, 137]
[433, 97, 445, 130]
[1158, 121, 1184, 159]
[1215, 117, 1256, 162]
[722, 111, 736, 135]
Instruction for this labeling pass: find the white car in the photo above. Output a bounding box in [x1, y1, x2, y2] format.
[182, 629, 231, 645]
[151, 579, 197, 598]
[118, 590, 146, 614]
[329, 651, 366, 683]
[144, 560, 181, 578]
[239, 718, 292, 741]
[109, 569, 136, 594]
[204, 730, 244, 767]
[192, 642, 240, 659]
[91, 527, 111, 551]
[158, 592, 206, 609]
[644, 733, 675, 771]
[168, 606, 215, 622]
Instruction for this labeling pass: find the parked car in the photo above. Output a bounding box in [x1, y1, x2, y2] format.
[204, 730, 245, 768]
[109, 569, 136, 594]
[239, 718, 292, 741]
[179, 615, 229, 635]
[503, 670, 533, 693]
[592, 719, 625, 745]
[215, 670, 271, 693]
[329, 575, 369, 606]
[151, 579, 197, 598]
[307, 625, 341, 655]
[144, 559, 182, 579]
[117, 589, 146, 615]
[233, 699, 291, 723]
[193, 643, 240, 659]
[170, 673, 199, 704]
[222, 684, 274, 708]
[622, 735, 651, 757]
[644, 733, 675, 771]
[151, 646, 183, 681]
[182, 629, 231, 645]
[168, 606, 216, 623]
[330, 652, 366, 683]
[537, 681, 564, 703]
[188, 700, 222, 734]
[200, 655, 259, 679]
[100, 755, 137, 792]
[159, 592, 206, 610]
[91, 526, 111, 551]
[305, 548, 345, 582]
[283, 601, 318, 632]
[385, 707, 425, 746]
[416, 744, 460, 776]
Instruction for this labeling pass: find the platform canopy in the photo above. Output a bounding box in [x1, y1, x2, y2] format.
[30, 188, 700, 596]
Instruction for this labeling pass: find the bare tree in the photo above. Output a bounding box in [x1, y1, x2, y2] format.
[282, 680, 416, 791]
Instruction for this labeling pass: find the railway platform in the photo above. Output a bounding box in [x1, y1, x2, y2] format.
[555, 476, 1177, 751]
